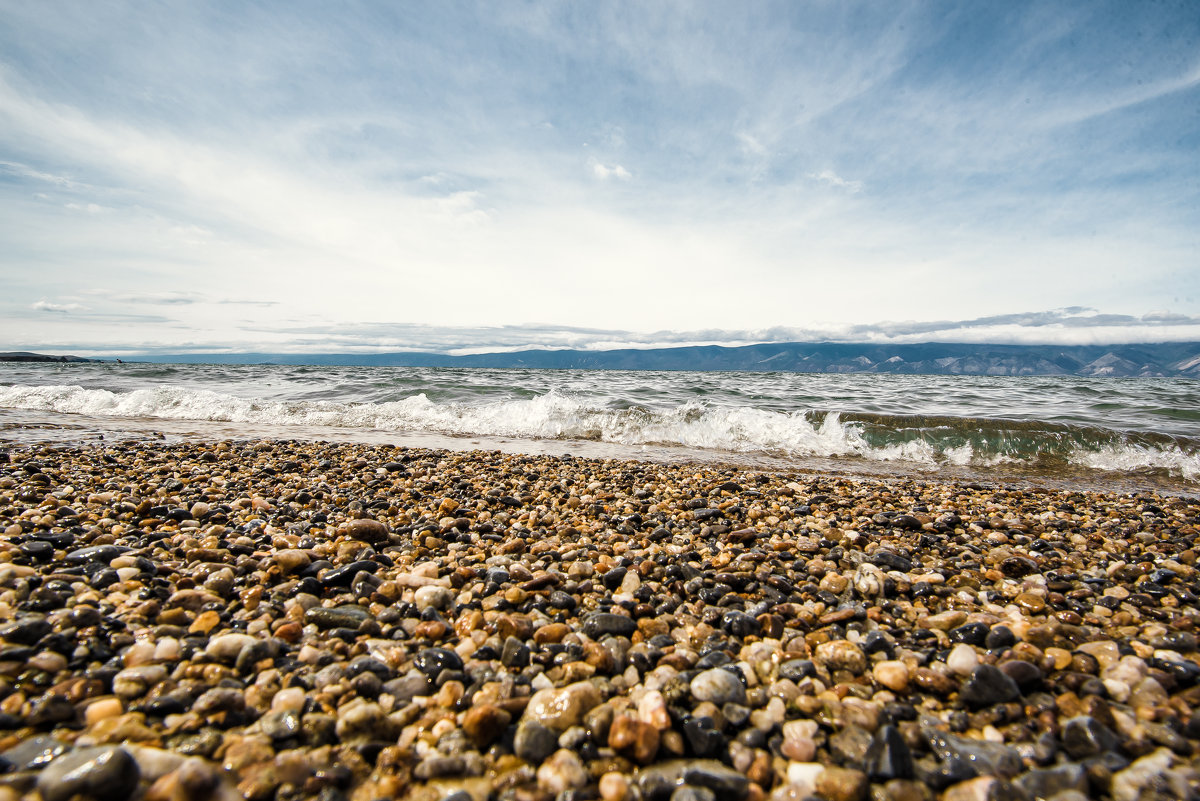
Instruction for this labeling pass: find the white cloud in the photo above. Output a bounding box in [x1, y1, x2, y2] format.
[809, 169, 862, 193]
[0, 3, 1196, 356]
[736, 132, 767, 157]
[31, 300, 84, 313]
[592, 162, 631, 181]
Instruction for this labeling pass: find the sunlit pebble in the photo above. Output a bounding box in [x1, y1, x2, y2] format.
[0, 438, 1197, 801]
[946, 643, 979, 675]
[599, 772, 629, 801]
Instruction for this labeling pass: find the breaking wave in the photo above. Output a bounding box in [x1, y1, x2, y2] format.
[2, 383, 1196, 482]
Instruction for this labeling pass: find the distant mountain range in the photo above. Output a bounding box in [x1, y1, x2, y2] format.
[0, 351, 98, 363]
[112, 341, 1200, 377]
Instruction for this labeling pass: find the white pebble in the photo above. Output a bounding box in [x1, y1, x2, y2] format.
[946, 643, 979, 675]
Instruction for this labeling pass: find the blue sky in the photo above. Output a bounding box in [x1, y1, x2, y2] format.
[1, 0, 1198, 355]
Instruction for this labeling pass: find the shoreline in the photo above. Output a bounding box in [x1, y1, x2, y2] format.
[2, 407, 1197, 501]
[1, 437, 1198, 800]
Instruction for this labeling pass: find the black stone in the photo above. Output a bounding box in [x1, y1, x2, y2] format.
[720, 610, 760, 639]
[867, 725, 914, 781]
[500, 637, 530, 668]
[582, 612, 637, 639]
[984, 625, 1017, 650]
[948, 623, 989, 646]
[683, 717, 727, 758]
[861, 631, 893, 656]
[305, 606, 371, 629]
[18, 541, 54, 562]
[321, 560, 378, 589]
[513, 720, 558, 763]
[64, 546, 127, 565]
[777, 659, 815, 681]
[414, 647, 463, 680]
[602, 566, 628, 591]
[998, 659, 1043, 691]
[36, 746, 140, 801]
[871, 551, 914, 572]
[960, 664, 1021, 707]
[0, 616, 50, 645]
[1061, 715, 1120, 760]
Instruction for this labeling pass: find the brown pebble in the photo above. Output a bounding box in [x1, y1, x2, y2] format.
[462, 703, 512, 748]
[607, 714, 659, 765]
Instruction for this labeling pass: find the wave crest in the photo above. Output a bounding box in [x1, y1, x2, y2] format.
[1, 383, 1196, 481]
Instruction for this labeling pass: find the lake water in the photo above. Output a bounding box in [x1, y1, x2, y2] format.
[2, 362, 1197, 494]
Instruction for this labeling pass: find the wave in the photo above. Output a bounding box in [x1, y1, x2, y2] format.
[1, 383, 1197, 482]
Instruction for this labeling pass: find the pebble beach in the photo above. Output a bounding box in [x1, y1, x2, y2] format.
[1, 438, 1198, 801]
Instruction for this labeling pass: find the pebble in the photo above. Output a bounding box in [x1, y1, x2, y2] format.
[814, 766, 869, 801]
[536, 749, 588, 795]
[0, 438, 1197, 801]
[874, 660, 910, 692]
[37, 746, 140, 801]
[690, 668, 747, 706]
[959, 664, 1022, 707]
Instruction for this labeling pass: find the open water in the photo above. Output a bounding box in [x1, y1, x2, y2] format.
[1, 362, 1197, 493]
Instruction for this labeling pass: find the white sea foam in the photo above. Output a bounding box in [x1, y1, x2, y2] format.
[2, 383, 1197, 481]
[1072, 442, 1200, 481]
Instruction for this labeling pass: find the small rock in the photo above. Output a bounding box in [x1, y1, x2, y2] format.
[946, 644, 979, 676]
[1015, 764, 1087, 799]
[959, 664, 1021, 707]
[537, 749, 588, 795]
[814, 766, 868, 801]
[941, 776, 1024, 801]
[340, 518, 389, 543]
[462, 703, 510, 748]
[37, 746, 140, 801]
[523, 681, 602, 732]
[867, 725, 914, 781]
[690, 668, 747, 706]
[874, 660, 910, 692]
[1060, 715, 1120, 760]
[583, 612, 638, 638]
[815, 640, 867, 674]
[514, 720, 560, 763]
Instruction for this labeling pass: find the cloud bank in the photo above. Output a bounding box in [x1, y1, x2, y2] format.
[0, 1, 1196, 355]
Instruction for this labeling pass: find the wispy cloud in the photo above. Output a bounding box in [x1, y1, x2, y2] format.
[32, 300, 84, 313]
[809, 169, 862, 193]
[34, 308, 1183, 358]
[0, 2, 1196, 355]
[592, 163, 631, 181]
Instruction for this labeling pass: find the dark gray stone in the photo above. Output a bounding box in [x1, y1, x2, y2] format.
[829, 724, 874, 766]
[414, 647, 463, 679]
[638, 760, 750, 801]
[501, 636, 530, 668]
[513, 720, 558, 764]
[682, 718, 726, 759]
[36, 746, 140, 801]
[1, 736, 68, 770]
[925, 730, 1023, 780]
[960, 664, 1021, 707]
[305, 605, 372, 629]
[1061, 716, 1120, 760]
[868, 725, 914, 781]
[261, 709, 302, 741]
[383, 672, 432, 703]
[1015, 763, 1087, 799]
[582, 612, 637, 639]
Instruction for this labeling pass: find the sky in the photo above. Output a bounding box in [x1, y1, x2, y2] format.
[1, 0, 1198, 357]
